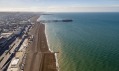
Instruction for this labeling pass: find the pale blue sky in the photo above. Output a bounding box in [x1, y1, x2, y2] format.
[0, 0, 119, 12]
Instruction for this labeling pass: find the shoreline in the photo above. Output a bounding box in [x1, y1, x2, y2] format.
[45, 24, 59, 71]
[24, 19, 58, 71]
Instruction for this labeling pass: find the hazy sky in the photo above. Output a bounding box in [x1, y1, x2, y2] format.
[0, 0, 119, 12]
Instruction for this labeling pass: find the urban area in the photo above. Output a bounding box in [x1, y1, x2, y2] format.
[0, 12, 44, 71]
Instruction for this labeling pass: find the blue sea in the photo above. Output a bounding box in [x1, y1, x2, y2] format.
[40, 12, 119, 71]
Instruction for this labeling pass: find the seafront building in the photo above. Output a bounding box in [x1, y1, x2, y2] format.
[0, 13, 34, 70]
[7, 39, 28, 71]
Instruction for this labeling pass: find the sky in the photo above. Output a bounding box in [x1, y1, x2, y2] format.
[0, 0, 119, 12]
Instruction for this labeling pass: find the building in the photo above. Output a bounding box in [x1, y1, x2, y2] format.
[7, 39, 28, 71]
[7, 52, 24, 71]
[0, 32, 14, 47]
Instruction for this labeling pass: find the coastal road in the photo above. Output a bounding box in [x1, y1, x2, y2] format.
[24, 22, 57, 71]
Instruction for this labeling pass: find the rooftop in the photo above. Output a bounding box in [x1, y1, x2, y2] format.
[8, 68, 18, 71]
[11, 58, 19, 66]
[0, 32, 13, 38]
[0, 37, 6, 43]
[15, 52, 24, 58]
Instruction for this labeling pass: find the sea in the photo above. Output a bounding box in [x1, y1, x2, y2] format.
[39, 12, 119, 71]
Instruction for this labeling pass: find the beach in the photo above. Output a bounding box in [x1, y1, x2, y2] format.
[24, 17, 57, 71]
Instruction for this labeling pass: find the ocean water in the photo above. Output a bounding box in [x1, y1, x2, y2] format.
[40, 12, 119, 71]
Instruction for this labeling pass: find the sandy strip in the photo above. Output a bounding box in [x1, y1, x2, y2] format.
[45, 24, 59, 71]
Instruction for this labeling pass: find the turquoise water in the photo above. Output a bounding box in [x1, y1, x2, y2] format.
[40, 13, 119, 71]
